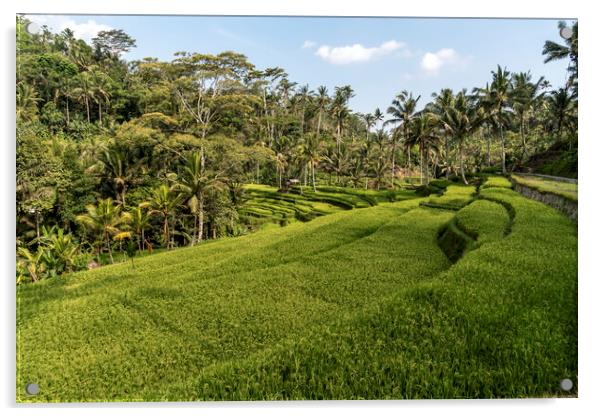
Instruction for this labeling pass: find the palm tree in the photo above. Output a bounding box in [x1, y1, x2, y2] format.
[370, 146, 390, 190]
[440, 91, 484, 184]
[322, 143, 351, 185]
[429, 88, 454, 178]
[174, 151, 221, 245]
[362, 112, 376, 142]
[484, 66, 512, 174]
[98, 149, 129, 206]
[73, 71, 94, 123]
[298, 84, 313, 133]
[315, 85, 329, 136]
[373, 107, 384, 129]
[548, 87, 577, 148]
[543, 21, 578, 88]
[298, 134, 322, 192]
[149, 185, 184, 249]
[92, 69, 112, 126]
[129, 204, 151, 252]
[511, 72, 544, 165]
[16, 82, 40, 121]
[330, 87, 354, 154]
[408, 113, 440, 184]
[385, 90, 420, 182]
[275, 152, 288, 189]
[76, 198, 131, 264]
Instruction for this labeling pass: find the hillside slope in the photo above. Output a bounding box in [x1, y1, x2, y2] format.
[17, 182, 577, 401]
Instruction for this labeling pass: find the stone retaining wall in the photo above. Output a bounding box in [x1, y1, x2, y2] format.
[512, 182, 578, 222]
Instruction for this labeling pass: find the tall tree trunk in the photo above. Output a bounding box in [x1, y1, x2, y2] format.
[486, 124, 492, 167]
[459, 140, 468, 185]
[391, 141, 396, 187]
[85, 96, 90, 123]
[316, 111, 322, 136]
[500, 126, 506, 174]
[419, 143, 424, 185]
[106, 233, 114, 264]
[304, 163, 308, 187]
[520, 118, 527, 164]
[197, 197, 205, 243]
[163, 216, 169, 249]
[98, 101, 102, 126]
[312, 162, 317, 192]
[445, 136, 450, 179]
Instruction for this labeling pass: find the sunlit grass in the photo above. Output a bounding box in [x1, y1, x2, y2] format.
[511, 174, 577, 202]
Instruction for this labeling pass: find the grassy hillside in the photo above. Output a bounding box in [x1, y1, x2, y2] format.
[17, 179, 577, 401]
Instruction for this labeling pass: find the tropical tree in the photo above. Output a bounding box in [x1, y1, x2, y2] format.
[483, 66, 512, 174]
[315, 85, 329, 136]
[129, 203, 151, 252]
[174, 151, 222, 245]
[429, 88, 454, 178]
[76, 198, 131, 263]
[73, 71, 94, 123]
[542, 21, 578, 89]
[298, 133, 322, 191]
[547, 87, 577, 148]
[511, 72, 544, 164]
[16, 82, 40, 121]
[149, 185, 184, 249]
[275, 152, 287, 189]
[362, 112, 376, 142]
[408, 113, 440, 184]
[385, 90, 420, 181]
[440, 91, 483, 184]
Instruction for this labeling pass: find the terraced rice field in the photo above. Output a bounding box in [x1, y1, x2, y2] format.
[17, 177, 577, 401]
[511, 174, 578, 202]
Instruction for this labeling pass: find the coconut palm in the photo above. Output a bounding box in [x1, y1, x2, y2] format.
[73, 71, 94, 123]
[298, 134, 322, 192]
[362, 112, 376, 142]
[385, 90, 421, 182]
[275, 152, 287, 189]
[547, 87, 577, 148]
[16, 82, 40, 121]
[429, 88, 454, 178]
[129, 203, 151, 252]
[149, 185, 184, 249]
[511, 72, 545, 164]
[76, 198, 131, 264]
[297, 84, 313, 133]
[542, 21, 578, 88]
[174, 151, 221, 245]
[482, 66, 512, 174]
[315, 85, 329, 136]
[408, 113, 440, 184]
[330, 86, 354, 154]
[440, 91, 484, 184]
[373, 107, 384, 129]
[92, 69, 112, 126]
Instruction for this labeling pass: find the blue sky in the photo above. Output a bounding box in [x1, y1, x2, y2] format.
[28, 15, 572, 117]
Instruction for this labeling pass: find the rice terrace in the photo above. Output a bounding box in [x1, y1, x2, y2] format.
[16, 15, 578, 402]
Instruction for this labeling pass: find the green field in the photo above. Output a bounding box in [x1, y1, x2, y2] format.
[17, 178, 577, 401]
[511, 174, 578, 202]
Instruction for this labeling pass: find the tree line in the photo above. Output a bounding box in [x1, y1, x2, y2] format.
[16, 17, 578, 282]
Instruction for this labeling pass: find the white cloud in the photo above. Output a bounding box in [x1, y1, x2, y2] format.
[302, 40, 316, 49]
[315, 40, 407, 65]
[420, 48, 463, 75]
[27, 16, 112, 42]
